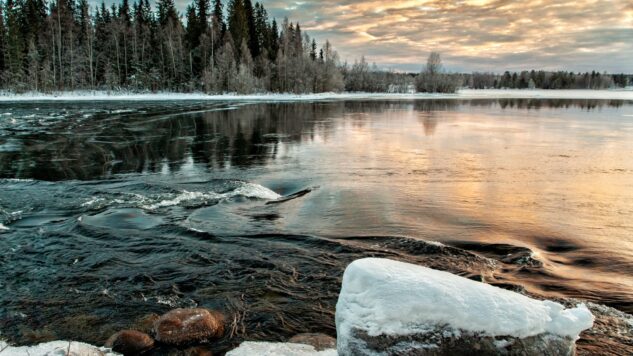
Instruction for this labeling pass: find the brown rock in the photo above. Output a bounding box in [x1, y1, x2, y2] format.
[132, 313, 160, 334]
[184, 346, 214, 356]
[153, 308, 224, 345]
[105, 330, 155, 355]
[289, 333, 337, 351]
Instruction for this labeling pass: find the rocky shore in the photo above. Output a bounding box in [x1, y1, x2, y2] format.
[1, 258, 632, 355]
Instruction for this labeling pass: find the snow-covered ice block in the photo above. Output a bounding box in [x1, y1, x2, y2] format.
[226, 341, 337, 356]
[0, 340, 120, 356]
[336, 258, 594, 355]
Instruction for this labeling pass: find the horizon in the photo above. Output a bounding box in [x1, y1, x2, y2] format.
[92, 0, 633, 73]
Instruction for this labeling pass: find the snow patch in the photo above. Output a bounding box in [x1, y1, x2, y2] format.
[336, 258, 594, 352]
[0, 340, 120, 355]
[226, 342, 337, 356]
[0, 89, 632, 102]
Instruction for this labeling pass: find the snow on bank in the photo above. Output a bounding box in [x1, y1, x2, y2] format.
[0, 89, 632, 102]
[336, 258, 594, 349]
[226, 342, 337, 356]
[0, 340, 119, 355]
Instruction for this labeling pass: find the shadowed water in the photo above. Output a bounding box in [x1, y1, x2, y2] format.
[0, 99, 632, 353]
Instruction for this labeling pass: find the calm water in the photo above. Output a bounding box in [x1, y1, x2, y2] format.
[1, 99, 632, 352]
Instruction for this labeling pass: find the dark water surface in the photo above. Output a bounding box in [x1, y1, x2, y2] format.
[1, 99, 632, 352]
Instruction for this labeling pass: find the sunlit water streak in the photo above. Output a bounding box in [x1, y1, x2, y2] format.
[0, 99, 632, 353]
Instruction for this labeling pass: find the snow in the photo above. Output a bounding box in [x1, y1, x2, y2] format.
[336, 258, 594, 351]
[226, 342, 337, 356]
[0, 89, 631, 102]
[0, 340, 120, 355]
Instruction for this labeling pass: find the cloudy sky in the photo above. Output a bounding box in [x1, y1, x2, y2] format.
[108, 0, 633, 73]
[259, 0, 633, 73]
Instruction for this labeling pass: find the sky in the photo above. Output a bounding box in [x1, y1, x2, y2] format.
[105, 0, 633, 73]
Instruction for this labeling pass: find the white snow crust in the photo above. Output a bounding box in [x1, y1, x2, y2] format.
[0, 340, 119, 355]
[0, 89, 631, 102]
[336, 258, 594, 351]
[226, 342, 337, 356]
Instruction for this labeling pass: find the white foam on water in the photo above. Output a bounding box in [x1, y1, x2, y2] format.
[142, 191, 223, 210]
[141, 183, 281, 210]
[0, 223, 9, 231]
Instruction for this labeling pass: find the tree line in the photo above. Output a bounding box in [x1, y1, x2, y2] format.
[465, 70, 629, 90]
[341, 53, 631, 94]
[0, 0, 629, 94]
[0, 0, 344, 93]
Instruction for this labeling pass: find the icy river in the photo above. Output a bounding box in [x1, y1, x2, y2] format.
[0, 98, 632, 352]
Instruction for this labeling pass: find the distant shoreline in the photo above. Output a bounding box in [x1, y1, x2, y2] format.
[1, 89, 633, 102]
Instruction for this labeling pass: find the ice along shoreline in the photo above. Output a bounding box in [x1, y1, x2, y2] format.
[0, 89, 633, 102]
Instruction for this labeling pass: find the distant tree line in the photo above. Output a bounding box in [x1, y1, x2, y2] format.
[341, 52, 631, 94]
[0, 0, 344, 93]
[464, 70, 629, 90]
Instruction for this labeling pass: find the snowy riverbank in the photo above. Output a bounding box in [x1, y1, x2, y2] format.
[0, 89, 632, 102]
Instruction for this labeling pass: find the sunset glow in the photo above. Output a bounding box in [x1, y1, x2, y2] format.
[249, 0, 633, 72]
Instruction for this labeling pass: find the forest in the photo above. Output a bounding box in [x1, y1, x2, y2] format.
[0, 0, 344, 93]
[0, 0, 630, 94]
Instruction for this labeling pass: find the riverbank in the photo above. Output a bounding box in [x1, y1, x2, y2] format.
[0, 88, 633, 102]
[2, 258, 632, 355]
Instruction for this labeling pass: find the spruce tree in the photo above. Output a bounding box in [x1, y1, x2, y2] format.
[213, 0, 225, 35]
[227, 0, 248, 59]
[244, 0, 258, 58]
[0, 2, 7, 77]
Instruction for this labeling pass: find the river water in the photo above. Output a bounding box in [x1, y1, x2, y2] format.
[0, 99, 632, 352]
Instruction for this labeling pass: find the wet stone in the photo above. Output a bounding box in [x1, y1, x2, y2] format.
[153, 308, 225, 346]
[105, 330, 155, 355]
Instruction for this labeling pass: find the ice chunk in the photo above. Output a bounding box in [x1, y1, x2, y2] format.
[336, 258, 594, 355]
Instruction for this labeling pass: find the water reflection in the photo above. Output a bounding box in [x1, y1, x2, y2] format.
[1, 99, 628, 181]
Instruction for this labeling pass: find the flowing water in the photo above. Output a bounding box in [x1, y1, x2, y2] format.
[0, 99, 632, 352]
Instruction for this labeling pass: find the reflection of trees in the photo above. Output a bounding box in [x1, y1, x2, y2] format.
[0, 98, 628, 181]
[0, 103, 342, 180]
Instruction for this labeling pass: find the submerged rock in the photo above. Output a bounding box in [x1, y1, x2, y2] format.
[153, 308, 224, 346]
[105, 330, 154, 355]
[289, 333, 337, 351]
[336, 258, 594, 356]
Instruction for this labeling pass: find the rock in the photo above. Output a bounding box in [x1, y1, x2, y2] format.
[226, 341, 337, 356]
[184, 345, 214, 356]
[132, 313, 161, 334]
[336, 258, 595, 356]
[153, 308, 224, 345]
[0, 340, 120, 356]
[105, 330, 154, 355]
[289, 333, 337, 351]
